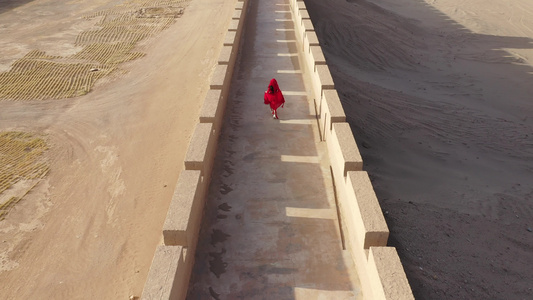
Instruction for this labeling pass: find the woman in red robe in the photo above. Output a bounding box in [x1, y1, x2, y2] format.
[264, 78, 285, 119]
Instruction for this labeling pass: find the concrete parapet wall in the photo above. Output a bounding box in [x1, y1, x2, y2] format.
[162, 170, 204, 247]
[184, 123, 216, 177]
[368, 247, 415, 300]
[143, 0, 413, 298]
[319, 89, 346, 141]
[310, 46, 326, 66]
[314, 64, 335, 101]
[199, 89, 225, 134]
[290, 0, 334, 106]
[290, 1, 414, 299]
[217, 46, 232, 65]
[204, 0, 247, 135]
[327, 123, 363, 179]
[141, 0, 249, 298]
[141, 246, 190, 300]
[345, 171, 389, 249]
[210, 64, 230, 91]
[232, 8, 242, 20]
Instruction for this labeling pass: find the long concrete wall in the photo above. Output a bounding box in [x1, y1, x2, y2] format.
[289, 0, 414, 299]
[141, 0, 249, 298]
[141, 0, 414, 298]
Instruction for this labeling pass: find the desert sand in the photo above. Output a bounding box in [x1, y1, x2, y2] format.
[2, 0, 532, 298]
[305, 0, 533, 298]
[0, 0, 233, 298]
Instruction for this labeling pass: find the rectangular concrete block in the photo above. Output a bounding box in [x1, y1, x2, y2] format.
[199, 89, 223, 124]
[319, 90, 346, 140]
[317, 64, 335, 91]
[218, 46, 232, 65]
[308, 45, 326, 82]
[323, 90, 346, 125]
[162, 170, 203, 247]
[296, 1, 306, 10]
[223, 31, 237, 46]
[346, 171, 389, 249]
[302, 19, 314, 32]
[306, 31, 320, 46]
[232, 9, 242, 20]
[310, 64, 333, 100]
[304, 32, 320, 65]
[310, 45, 326, 66]
[326, 123, 363, 177]
[141, 245, 188, 300]
[199, 89, 226, 136]
[209, 64, 228, 89]
[368, 247, 415, 300]
[228, 19, 239, 31]
[300, 10, 310, 19]
[235, 1, 244, 10]
[184, 123, 215, 176]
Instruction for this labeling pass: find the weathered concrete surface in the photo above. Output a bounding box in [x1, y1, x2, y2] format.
[187, 0, 362, 298]
[368, 247, 414, 300]
[142, 246, 188, 300]
[163, 170, 203, 247]
[345, 171, 389, 250]
[184, 123, 215, 176]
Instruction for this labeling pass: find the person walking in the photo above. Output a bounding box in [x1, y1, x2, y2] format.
[264, 78, 285, 119]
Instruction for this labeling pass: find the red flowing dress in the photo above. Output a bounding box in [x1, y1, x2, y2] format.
[264, 78, 285, 118]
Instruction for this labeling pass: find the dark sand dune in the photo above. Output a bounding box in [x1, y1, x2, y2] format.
[306, 0, 533, 298]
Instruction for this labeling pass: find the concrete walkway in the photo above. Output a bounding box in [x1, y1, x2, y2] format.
[187, 0, 362, 298]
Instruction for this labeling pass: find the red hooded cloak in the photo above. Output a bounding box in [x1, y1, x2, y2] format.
[264, 78, 285, 110]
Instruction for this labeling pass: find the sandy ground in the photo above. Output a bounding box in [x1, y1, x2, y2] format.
[0, 0, 233, 298]
[306, 0, 533, 298]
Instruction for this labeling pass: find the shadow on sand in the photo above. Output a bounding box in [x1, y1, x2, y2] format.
[0, 0, 36, 15]
[306, 0, 533, 298]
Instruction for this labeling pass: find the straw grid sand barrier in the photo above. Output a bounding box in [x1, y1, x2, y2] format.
[0, 132, 49, 220]
[0, 0, 235, 297]
[0, 0, 190, 232]
[0, 0, 190, 101]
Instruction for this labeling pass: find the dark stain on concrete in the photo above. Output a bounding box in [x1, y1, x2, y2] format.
[219, 183, 233, 195]
[208, 287, 221, 300]
[209, 248, 228, 278]
[216, 214, 228, 219]
[243, 151, 259, 162]
[222, 160, 235, 177]
[259, 264, 297, 275]
[222, 165, 234, 177]
[210, 229, 230, 247]
[218, 202, 232, 212]
[225, 150, 236, 157]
